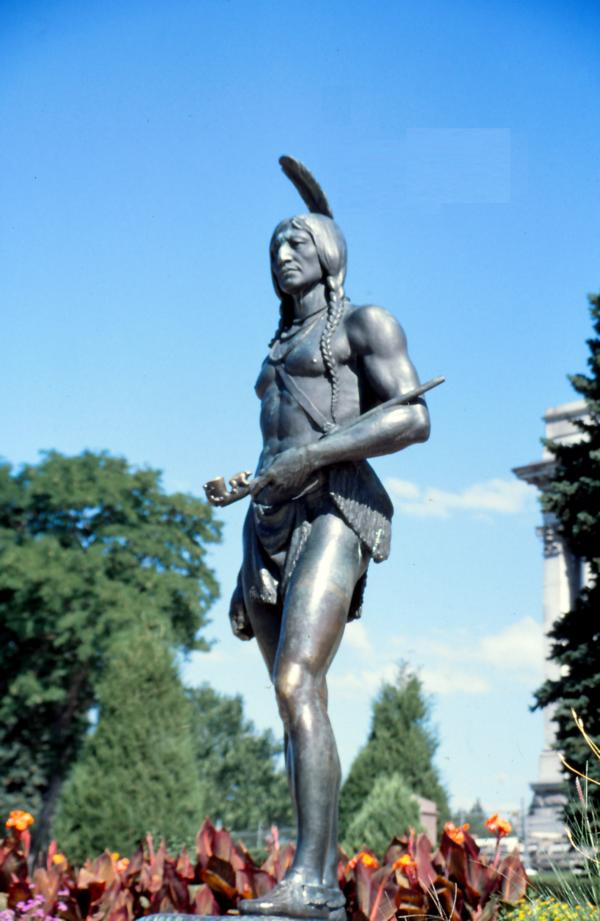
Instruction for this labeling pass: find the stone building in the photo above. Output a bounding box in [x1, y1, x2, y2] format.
[513, 400, 589, 869]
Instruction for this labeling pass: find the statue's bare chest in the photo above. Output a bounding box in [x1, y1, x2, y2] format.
[262, 314, 352, 384]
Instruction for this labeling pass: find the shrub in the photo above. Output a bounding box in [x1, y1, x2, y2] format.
[52, 620, 205, 862]
[342, 772, 421, 857]
[502, 896, 597, 920]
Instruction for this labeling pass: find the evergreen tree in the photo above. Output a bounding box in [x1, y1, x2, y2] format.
[452, 798, 492, 838]
[342, 772, 421, 858]
[0, 451, 220, 849]
[339, 666, 449, 836]
[534, 294, 600, 799]
[187, 685, 293, 833]
[53, 618, 205, 862]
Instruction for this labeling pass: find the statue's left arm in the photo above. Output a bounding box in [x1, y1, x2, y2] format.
[252, 306, 429, 496]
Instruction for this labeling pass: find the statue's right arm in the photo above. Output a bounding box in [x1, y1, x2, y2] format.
[304, 305, 430, 467]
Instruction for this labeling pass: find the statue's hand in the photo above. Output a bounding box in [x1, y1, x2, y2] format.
[250, 447, 313, 503]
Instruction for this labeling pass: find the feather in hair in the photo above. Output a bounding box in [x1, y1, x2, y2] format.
[279, 156, 334, 218]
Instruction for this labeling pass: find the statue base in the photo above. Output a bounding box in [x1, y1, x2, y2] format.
[142, 913, 347, 921]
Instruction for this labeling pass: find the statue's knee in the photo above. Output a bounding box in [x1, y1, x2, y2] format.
[274, 662, 317, 725]
[274, 665, 299, 722]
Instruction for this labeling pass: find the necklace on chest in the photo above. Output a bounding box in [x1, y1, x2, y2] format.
[269, 306, 327, 364]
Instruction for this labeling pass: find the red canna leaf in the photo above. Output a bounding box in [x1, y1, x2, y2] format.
[247, 866, 276, 899]
[202, 854, 237, 902]
[353, 859, 376, 916]
[498, 850, 528, 904]
[88, 880, 108, 905]
[105, 907, 130, 921]
[414, 833, 437, 890]
[32, 867, 61, 909]
[213, 828, 234, 864]
[234, 867, 255, 900]
[349, 909, 370, 921]
[176, 846, 196, 882]
[195, 817, 217, 868]
[163, 862, 191, 912]
[193, 882, 221, 915]
[7, 878, 31, 910]
[427, 875, 463, 921]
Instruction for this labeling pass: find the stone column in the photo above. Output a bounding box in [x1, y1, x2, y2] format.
[513, 400, 588, 869]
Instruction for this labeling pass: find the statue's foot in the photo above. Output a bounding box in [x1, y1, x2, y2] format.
[327, 909, 347, 921]
[239, 878, 345, 920]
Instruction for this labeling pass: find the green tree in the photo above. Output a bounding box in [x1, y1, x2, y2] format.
[452, 798, 492, 838]
[53, 617, 205, 862]
[0, 451, 220, 849]
[534, 294, 600, 799]
[187, 685, 293, 833]
[342, 772, 421, 858]
[339, 667, 449, 837]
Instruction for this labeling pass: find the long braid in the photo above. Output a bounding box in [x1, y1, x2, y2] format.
[319, 275, 346, 427]
[269, 311, 285, 348]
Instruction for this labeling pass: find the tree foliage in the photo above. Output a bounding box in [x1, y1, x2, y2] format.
[339, 666, 449, 837]
[0, 451, 220, 845]
[452, 798, 493, 838]
[187, 684, 293, 833]
[342, 772, 421, 858]
[534, 294, 600, 797]
[53, 618, 205, 862]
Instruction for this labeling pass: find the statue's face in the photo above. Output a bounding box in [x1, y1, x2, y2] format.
[271, 225, 323, 295]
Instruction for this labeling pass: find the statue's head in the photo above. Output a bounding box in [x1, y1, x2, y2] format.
[269, 213, 347, 310]
[269, 213, 348, 427]
[267, 159, 347, 425]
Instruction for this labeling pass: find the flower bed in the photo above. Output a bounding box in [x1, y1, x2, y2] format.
[0, 812, 527, 921]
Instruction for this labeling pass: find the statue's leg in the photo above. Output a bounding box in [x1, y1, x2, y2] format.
[273, 511, 366, 888]
[240, 511, 366, 918]
[244, 599, 298, 819]
[319, 681, 340, 892]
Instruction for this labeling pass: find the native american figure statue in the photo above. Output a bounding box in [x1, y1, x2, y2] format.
[205, 157, 439, 921]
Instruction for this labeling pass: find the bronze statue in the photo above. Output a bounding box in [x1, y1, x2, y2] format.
[205, 157, 441, 921]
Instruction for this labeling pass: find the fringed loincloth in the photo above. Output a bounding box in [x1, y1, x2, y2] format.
[240, 461, 393, 622]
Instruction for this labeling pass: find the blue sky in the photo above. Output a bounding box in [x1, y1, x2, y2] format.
[2, 0, 600, 818]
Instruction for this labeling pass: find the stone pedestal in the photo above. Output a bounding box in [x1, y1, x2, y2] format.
[513, 400, 588, 870]
[143, 915, 344, 921]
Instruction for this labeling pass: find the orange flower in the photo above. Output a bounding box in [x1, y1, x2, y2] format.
[393, 853, 417, 873]
[484, 814, 512, 838]
[393, 852, 418, 886]
[443, 821, 469, 846]
[52, 852, 68, 866]
[346, 850, 380, 872]
[6, 810, 35, 832]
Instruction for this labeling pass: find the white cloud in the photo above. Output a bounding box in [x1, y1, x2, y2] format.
[343, 621, 376, 660]
[386, 479, 421, 500]
[329, 662, 400, 698]
[420, 667, 491, 695]
[386, 477, 532, 519]
[331, 659, 491, 700]
[479, 616, 543, 672]
[391, 617, 544, 677]
[331, 617, 543, 706]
